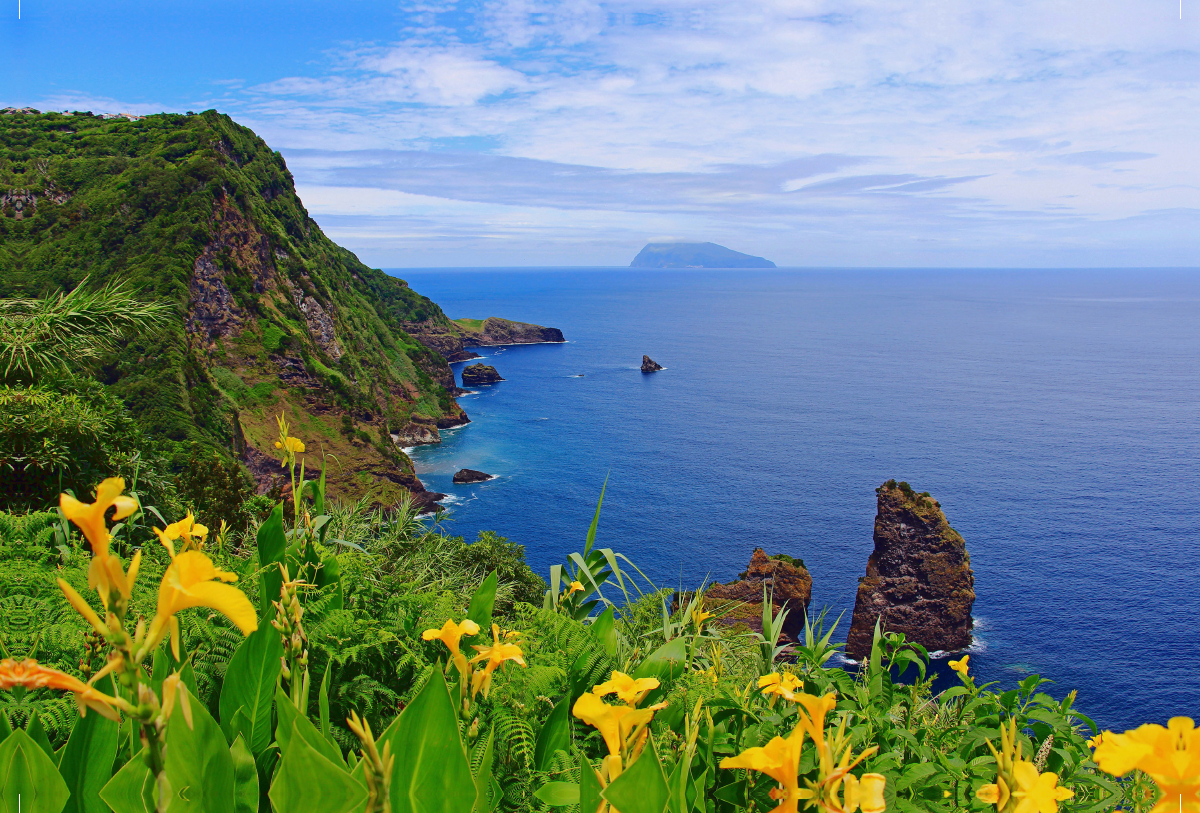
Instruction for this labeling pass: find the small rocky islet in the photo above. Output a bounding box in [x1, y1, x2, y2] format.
[453, 468, 494, 484]
[702, 480, 975, 655]
[461, 363, 504, 386]
[641, 355, 664, 373]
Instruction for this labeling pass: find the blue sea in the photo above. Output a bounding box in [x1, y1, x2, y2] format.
[393, 267, 1200, 731]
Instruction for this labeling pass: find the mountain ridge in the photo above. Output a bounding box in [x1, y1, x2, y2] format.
[630, 241, 776, 268]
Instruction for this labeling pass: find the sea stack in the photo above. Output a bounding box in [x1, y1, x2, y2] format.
[706, 548, 812, 640]
[641, 355, 664, 373]
[453, 469, 494, 484]
[846, 480, 975, 659]
[461, 364, 504, 386]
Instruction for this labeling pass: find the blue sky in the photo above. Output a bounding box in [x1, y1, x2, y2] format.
[5, 0, 1198, 267]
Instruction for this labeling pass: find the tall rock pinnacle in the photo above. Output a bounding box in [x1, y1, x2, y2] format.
[846, 480, 975, 659]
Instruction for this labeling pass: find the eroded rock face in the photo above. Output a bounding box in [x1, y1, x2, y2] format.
[461, 364, 504, 386]
[846, 481, 975, 659]
[706, 548, 812, 640]
[465, 318, 565, 346]
[641, 355, 664, 373]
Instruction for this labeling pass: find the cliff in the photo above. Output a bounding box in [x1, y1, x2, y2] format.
[403, 317, 565, 363]
[630, 242, 776, 268]
[0, 109, 469, 507]
[846, 481, 975, 659]
[706, 548, 812, 640]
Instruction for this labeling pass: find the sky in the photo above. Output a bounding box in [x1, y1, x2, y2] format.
[4, 0, 1198, 267]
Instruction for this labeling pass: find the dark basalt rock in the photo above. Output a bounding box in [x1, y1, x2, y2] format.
[705, 548, 812, 640]
[846, 480, 976, 659]
[453, 468, 494, 484]
[641, 355, 664, 373]
[461, 364, 504, 386]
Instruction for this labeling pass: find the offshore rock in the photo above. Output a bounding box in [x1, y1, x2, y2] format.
[706, 548, 812, 640]
[453, 469, 494, 484]
[458, 317, 565, 347]
[461, 364, 504, 386]
[846, 480, 975, 659]
[641, 355, 664, 373]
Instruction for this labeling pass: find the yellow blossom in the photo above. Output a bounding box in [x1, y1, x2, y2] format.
[56, 578, 108, 636]
[721, 727, 812, 813]
[1086, 733, 1104, 750]
[793, 692, 838, 745]
[572, 692, 660, 781]
[0, 658, 125, 721]
[759, 672, 804, 701]
[469, 624, 526, 699]
[1093, 717, 1200, 813]
[592, 671, 660, 706]
[844, 772, 888, 813]
[60, 478, 139, 606]
[144, 551, 257, 660]
[949, 655, 970, 676]
[160, 672, 194, 729]
[692, 608, 715, 628]
[565, 581, 585, 596]
[1010, 761, 1074, 813]
[153, 512, 209, 558]
[422, 618, 481, 677]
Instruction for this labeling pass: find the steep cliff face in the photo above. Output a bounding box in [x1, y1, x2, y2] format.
[846, 481, 975, 659]
[0, 109, 467, 507]
[706, 548, 812, 640]
[403, 317, 565, 362]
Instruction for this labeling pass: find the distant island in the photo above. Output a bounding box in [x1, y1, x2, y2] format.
[630, 242, 776, 268]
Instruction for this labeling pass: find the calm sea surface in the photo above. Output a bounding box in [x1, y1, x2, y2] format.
[392, 267, 1200, 730]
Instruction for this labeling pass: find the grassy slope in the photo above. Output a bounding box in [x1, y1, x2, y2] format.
[0, 110, 466, 504]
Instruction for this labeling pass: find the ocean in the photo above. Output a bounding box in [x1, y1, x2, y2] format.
[393, 266, 1200, 731]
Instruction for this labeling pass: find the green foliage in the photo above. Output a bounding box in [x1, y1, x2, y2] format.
[174, 443, 255, 533]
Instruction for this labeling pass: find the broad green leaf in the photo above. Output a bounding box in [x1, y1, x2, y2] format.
[467, 571, 499, 630]
[315, 555, 343, 612]
[602, 739, 669, 813]
[589, 607, 618, 657]
[534, 782, 580, 807]
[579, 758, 603, 813]
[275, 688, 344, 766]
[383, 669, 475, 813]
[0, 713, 11, 741]
[25, 712, 53, 759]
[257, 504, 287, 614]
[583, 475, 607, 555]
[229, 736, 259, 813]
[895, 762, 938, 791]
[220, 623, 283, 755]
[534, 696, 572, 771]
[319, 662, 332, 744]
[0, 729, 71, 813]
[99, 748, 154, 813]
[162, 686, 236, 813]
[473, 726, 496, 813]
[632, 637, 688, 704]
[269, 730, 366, 813]
[60, 681, 120, 813]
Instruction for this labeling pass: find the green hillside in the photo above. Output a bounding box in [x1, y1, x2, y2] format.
[0, 109, 467, 507]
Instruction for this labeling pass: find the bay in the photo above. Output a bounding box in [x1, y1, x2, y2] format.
[393, 266, 1200, 730]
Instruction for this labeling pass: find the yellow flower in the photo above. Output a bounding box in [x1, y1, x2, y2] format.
[978, 779, 1011, 810]
[144, 551, 257, 660]
[566, 581, 585, 596]
[691, 608, 715, 628]
[1093, 717, 1200, 813]
[0, 658, 125, 721]
[160, 672, 194, 729]
[469, 624, 526, 699]
[572, 692, 660, 780]
[422, 618, 481, 677]
[592, 671, 660, 706]
[949, 655, 970, 676]
[721, 727, 812, 813]
[1086, 733, 1104, 750]
[56, 578, 108, 636]
[1010, 761, 1074, 813]
[153, 512, 210, 558]
[759, 672, 804, 701]
[60, 478, 139, 606]
[844, 772, 888, 813]
[794, 692, 838, 746]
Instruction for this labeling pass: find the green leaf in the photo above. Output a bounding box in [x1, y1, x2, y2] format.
[534, 696, 572, 772]
[24, 712, 53, 760]
[229, 736, 260, 813]
[99, 749, 154, 813]
[257, 504, 287, 615]
[162, 686, 236, 812]
[632, 637, 688, 704]
[382, 669, 476, 813]
[534, 782, 580, 807]
[319, 662, 332, 743]
[579, 759, 603, 813]
[589, 607, 618, 657]
[583, 475, 608, 555]
[275, 688, 344, 766]
[220, 623, 283, 756]
[59, 683, 120, 813]
[467, 572, 499, 630]
[602, 738, 669, 813]
[473, 726, 497, 813]
[268, 729, 366, 813]
[0, 729, 71, 813]
[0, 713, 11, 742]
[895, 762, 939, 791]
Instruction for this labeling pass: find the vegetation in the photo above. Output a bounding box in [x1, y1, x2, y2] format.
[0, 110, 470, 509]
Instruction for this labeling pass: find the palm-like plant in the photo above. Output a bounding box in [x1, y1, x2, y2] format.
[0, 277, 169, 383]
